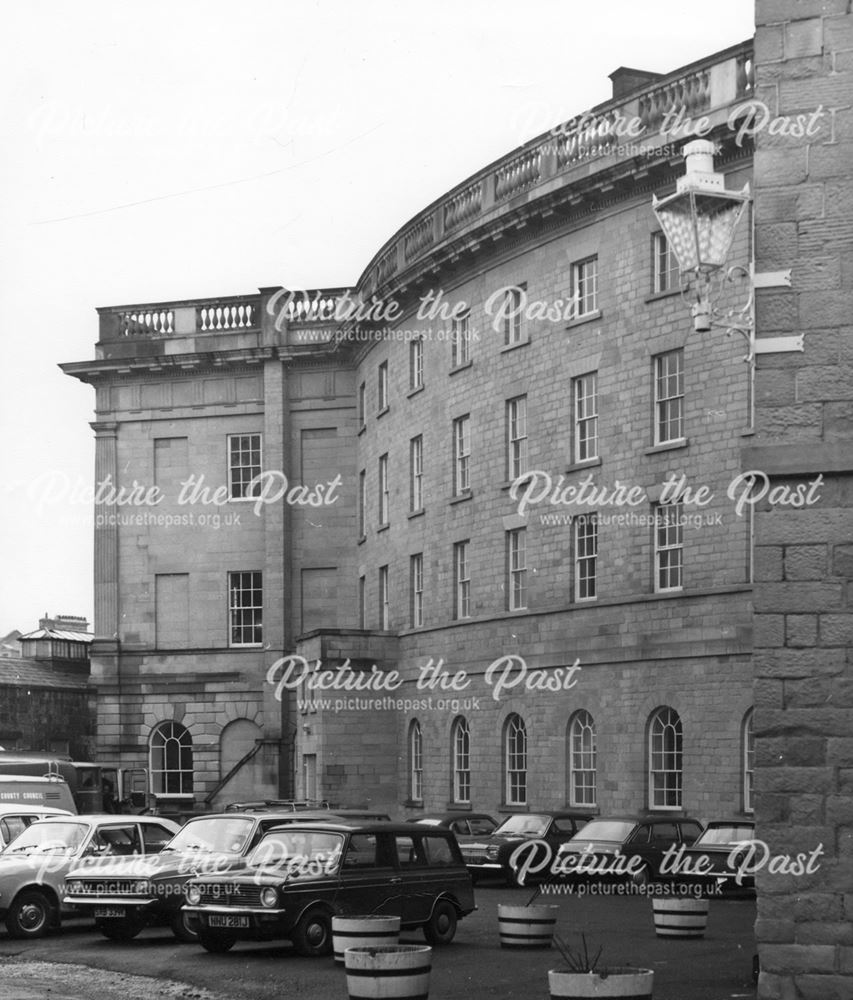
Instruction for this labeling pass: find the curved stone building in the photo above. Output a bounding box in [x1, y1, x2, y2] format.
[64, 40, 756, 823]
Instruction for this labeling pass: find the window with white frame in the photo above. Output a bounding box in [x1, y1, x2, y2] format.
[228, 571, 262, 646]
[379, 565, 390, 630]
[573, 372, 598, 462]
[453, 415, 470, 495]
[505, 713, 527, 805]
[649, 707, 683, 809]
[378, 453, 389, 526]
[569, 710, 596, 806]
[410, 553, 424, 628]
[454, 540, 470, 619]
[653, 231, 680, 294]
[573, 256, 598, 317]
[358, 574, 366, 629]
[410, 435, 423, 512]
[654, 502, 683, 592]
[228, 433, 262, 499]
[451, 310, 471, 367]
[506, 396, 527, 481]
[409, 336, 424, 390]
[507, 528, 527, 610]
[502, 285, 525, 346]
[378, 360, 389, 412]
[452, 716, 471, 803]
[743, 709, 754, 813]
[357, 469, 366, 537]
[149, 721, 193, 796]
[575, 514, 598, 600]
[654, 349, 684, 444]
[409, 720, 423, 802]
[357, 381, 366, 427]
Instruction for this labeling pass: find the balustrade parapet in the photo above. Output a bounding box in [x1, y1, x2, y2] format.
[356, 40, 753, 296]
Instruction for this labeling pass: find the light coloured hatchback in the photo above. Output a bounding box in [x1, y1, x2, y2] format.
[0, 814, 179, 938]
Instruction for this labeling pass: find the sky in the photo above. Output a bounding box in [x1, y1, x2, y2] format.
[0, 0, 755, 636]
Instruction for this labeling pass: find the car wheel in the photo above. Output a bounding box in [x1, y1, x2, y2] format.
[291, 907, 333, 957]
[96, 914, 147, 941]
[198, 929, 237, 953]
[423, 899, 458, 946]
[631, 863, 651, 886]
[5, 891, 55, 939]
[169, 909, 199, 943]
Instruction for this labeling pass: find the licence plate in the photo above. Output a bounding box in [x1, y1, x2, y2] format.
[208, 914, 249, 929]
[94, 907, 126, 918]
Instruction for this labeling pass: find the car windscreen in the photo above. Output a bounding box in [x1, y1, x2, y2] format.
[494, 814, 549, 837]
[567, 820, 635, 844]
[695, 824, 754, 846]
[3, 821, 89, 854]
[163, 817, 255, 854]
[247, 830, 344, 872]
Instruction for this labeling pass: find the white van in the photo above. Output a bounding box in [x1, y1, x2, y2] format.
[0, 776, 77, 849]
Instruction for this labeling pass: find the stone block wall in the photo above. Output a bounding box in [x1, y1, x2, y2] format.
[752, 0, 853, 994]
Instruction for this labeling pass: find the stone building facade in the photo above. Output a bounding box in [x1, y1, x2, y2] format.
[751, 1, 853, 995]
[64, 43, 757, 825]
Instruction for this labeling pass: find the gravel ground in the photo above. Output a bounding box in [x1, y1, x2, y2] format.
[0, 960, 223, 1000]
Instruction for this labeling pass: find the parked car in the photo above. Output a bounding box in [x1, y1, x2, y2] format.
[0, 814, 180, 938]
[182, 820, 476, 955]
[677, 819, 757, 892]
[0, 805, 74, 851]
[461, 810, 592, 885]
[555, 814, 703, 884]
[64, 809, 362, 942]
[409, 812, 498, 846]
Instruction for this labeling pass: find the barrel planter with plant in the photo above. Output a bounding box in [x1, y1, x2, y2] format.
[331, 914, 401, 963]
[344, 944, 432, 1000]
[548, 935, 654, 999]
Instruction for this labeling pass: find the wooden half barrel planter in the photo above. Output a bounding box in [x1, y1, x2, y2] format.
[331, 915, 401, 963]
[651, 897, 709, 938]
[344, 945, 433, 1000]
[497, 903, 559, 948]
[547, 967, 655, 999]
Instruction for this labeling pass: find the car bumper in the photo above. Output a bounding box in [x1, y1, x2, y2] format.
[64, 895, 159, 908]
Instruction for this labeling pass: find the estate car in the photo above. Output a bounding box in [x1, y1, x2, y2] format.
[182, 821, 475, 956]
[63, 810, 350, 941]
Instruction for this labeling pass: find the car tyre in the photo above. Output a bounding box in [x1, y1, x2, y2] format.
[630, 863, 651, 886]
[5, 890, 54, 939]
[423, 899, 458, 946]
[96, 914, 147, 941]
[291, 907, 333, 957]
[198, 929, 237, 953]
[170, 909, 199, 943]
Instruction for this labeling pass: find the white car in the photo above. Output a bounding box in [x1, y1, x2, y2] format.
[0, 805, 74, 852]
[0, 814, 179, 938]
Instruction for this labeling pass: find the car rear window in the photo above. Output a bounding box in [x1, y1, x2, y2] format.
[572, 820, 635, 842]
[696, 824, 753, 846]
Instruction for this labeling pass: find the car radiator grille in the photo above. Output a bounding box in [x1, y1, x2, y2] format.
[195, 884, 263, 907]
[72, 880, 147, 896]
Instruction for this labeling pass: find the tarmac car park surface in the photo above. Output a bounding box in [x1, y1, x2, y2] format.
[0, 883, 758, 1000]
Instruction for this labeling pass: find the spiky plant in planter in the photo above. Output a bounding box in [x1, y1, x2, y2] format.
[548, 934, 654, 999]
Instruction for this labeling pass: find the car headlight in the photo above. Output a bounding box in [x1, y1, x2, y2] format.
[260, 887, 278, 908]
[134, 880, 150, 894]
[185, 885, 201, 905]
